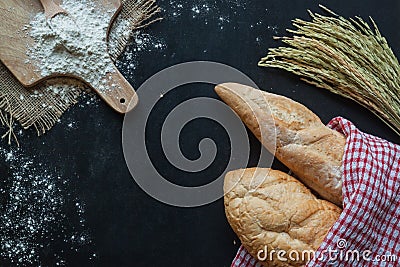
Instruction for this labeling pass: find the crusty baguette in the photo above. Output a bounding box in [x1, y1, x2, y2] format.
[224, 168, 342, 267]
[215, 83, 345, 206]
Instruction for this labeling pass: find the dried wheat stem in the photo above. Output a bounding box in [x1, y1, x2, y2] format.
[259, 6, 400, 136]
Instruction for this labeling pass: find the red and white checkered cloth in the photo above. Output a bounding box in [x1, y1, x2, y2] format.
[231, 117, 400, 266]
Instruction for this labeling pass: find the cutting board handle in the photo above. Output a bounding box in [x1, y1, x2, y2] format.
[89, 65, 138, 113]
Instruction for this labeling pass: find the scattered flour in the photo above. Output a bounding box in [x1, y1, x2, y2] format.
[43, 78, 100, 108]
[165, 0, 278, 40]
[108, 19, 132, 57]
[41, 78, 84, 103]
[0, 148, 95, 266]
[26, 0, 122, 91]
[116, 31, 166, 80]
[166, 0, 247, 22]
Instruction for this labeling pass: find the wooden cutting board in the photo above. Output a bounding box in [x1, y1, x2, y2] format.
[0, 0, 137, 113]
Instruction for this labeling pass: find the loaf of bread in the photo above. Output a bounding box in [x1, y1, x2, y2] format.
[215, 83, 346, 206]
[224, 168, 342, 267]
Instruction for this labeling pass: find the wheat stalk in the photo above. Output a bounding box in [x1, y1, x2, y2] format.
[259, 5, 400, 136]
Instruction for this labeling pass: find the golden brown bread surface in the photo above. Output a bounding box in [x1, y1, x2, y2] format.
[215, 83, 346, 206]
[224, 168, 342, 267]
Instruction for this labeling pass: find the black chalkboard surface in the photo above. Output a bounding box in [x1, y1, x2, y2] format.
[1, 0, 400, 266]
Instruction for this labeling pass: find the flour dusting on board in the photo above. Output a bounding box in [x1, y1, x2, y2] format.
[26, 0, 122, 91]
[0, 147, 96, 266]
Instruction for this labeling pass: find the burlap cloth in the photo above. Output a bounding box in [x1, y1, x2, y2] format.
[0, 0, 161, 143]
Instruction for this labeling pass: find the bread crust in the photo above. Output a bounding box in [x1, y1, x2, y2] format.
[224, 168, 342, 267]
[215, 83, 345, 205]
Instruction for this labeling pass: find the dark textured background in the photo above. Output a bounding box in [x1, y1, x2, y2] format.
[1, 0, 400, 266]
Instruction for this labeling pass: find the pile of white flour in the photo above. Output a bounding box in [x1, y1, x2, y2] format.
[27, 0, 118, 91]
